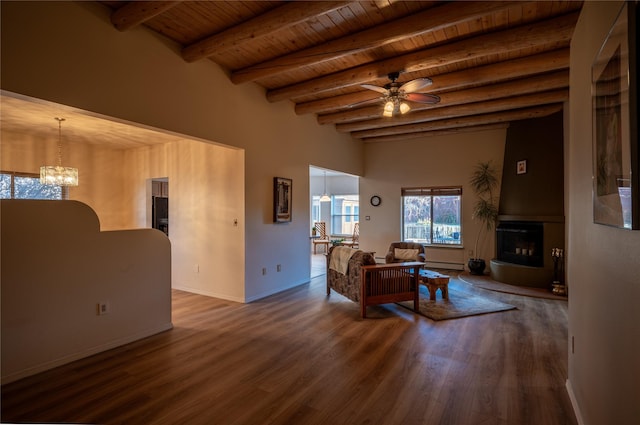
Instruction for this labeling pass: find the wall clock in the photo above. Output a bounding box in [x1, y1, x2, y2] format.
[370, 195, 381, 207]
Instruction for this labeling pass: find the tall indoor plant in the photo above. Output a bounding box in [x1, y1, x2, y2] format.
[468, 161, 499, 275]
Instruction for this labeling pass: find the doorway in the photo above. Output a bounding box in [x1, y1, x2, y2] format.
[150, 178, 169, 236]
[309, 166, 359, 277]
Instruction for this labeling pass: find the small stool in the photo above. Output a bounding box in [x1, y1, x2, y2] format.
[420, 270, 450, 300]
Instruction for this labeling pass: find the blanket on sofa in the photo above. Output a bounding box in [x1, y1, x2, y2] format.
[329, 246, 358, 274]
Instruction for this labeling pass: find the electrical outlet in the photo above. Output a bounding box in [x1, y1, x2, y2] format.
[194, 264, 199, 273]
[96, 301, 109, 316]
[277, 264, 282, 272]
[262, 267, 267, 275]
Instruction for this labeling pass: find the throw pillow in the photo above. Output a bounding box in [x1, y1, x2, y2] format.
[394, 248, 418, 260]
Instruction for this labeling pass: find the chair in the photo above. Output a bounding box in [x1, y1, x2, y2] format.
[326, 246, 424, 318]
[312, 221, 330, 254]
[340, 222, 359, 249]
[385, 241, 426, 263]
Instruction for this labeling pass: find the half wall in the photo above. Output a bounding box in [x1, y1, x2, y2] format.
[1, 200, 173, 383]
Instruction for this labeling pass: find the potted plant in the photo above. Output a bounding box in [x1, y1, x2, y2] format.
[468, 161, 499, 275]
[311, 226, 317, 236]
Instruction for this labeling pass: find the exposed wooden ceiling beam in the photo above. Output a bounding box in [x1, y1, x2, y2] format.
[266, 11, 579, 103]
[230, 1, 523, 84]
[357, 105, 564, 142]
[111, 1, 180, 31]
[347, 90, 568, 136]
[319, 71, 569, 126]
[363, 123, 511, 143]
[181, 1, 350, 63]
[295, 48, 570, 116]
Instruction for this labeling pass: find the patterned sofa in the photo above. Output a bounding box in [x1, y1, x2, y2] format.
[326, 246, 424, 318]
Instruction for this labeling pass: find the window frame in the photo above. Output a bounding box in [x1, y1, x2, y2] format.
[1, 170, 67, 200]
[401, 186, 462, 247]
[330, 194, 359, 237]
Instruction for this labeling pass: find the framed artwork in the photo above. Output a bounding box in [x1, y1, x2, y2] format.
[592, 2, 638, 229]
[273, 177, 292, 223]
[517, 160, 527, 175]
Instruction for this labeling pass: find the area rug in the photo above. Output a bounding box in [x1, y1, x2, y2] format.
[398, 282, 516, 321]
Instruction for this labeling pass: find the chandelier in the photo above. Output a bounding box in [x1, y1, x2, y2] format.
[320, 171, 331, 202]
[40, 117, 79, 186]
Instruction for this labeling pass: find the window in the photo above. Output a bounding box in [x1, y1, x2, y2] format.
[331, 194, 359, 236]
[0, 171, 65, 200]
[402, 187, 462, 246]
[310, 194, 359, 237]
[311, 195, 322, 223]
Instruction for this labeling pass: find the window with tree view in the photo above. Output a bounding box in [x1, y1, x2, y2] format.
[0, 172, 65, 200]
[402, 187, 462, 246]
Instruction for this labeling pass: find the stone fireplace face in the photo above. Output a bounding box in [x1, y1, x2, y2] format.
[496, 221, 544, 267]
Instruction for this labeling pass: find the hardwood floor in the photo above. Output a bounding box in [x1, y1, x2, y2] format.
[1, 273, 576, 425]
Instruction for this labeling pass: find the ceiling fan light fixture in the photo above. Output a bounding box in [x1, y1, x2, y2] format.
[361, 72, 440, 118]
[383, 100, 394, 113]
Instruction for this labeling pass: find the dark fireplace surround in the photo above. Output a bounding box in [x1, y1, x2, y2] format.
[491, 216, 564, 288]
[489, 112, 565, 288]
[496, 221, 543, 267]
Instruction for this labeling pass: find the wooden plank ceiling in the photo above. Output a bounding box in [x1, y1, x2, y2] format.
[100, 0, 583, 143]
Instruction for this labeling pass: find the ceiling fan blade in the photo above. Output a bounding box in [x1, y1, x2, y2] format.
[360, 84, 389, 95]
[406, 92, 441, 104]
[399, 77, 433, 93]
[348, 96, 384, 108]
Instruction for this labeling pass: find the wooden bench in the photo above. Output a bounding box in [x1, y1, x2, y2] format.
[419, 270, 450, 300]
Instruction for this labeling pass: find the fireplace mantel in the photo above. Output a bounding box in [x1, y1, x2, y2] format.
[498, 215, 564, 223]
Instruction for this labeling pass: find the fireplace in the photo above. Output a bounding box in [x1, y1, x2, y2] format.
[496, 221, 543, 267]
[490, 216, 564, 288]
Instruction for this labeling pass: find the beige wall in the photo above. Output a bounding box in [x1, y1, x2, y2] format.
[125, 141, 246, 300]
[1, 126, 246, 301]
[568, 2, 640, 424]
[360, 129, 507, 267]
[0, 128, 129, 229]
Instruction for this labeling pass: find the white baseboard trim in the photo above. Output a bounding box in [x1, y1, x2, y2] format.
[1, 322, 173, 385]
[173, 283, 245, 303]
[566, 379, 585, 425]
[425, 261, 465, 270]
[245, 279, 310, 303]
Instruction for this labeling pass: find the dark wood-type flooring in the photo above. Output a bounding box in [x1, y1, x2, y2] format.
[1, 272, 576, 425]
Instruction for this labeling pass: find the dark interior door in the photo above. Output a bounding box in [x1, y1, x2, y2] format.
[152, 196, 169, 236]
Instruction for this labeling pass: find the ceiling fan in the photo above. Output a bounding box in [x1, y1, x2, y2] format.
[359, 72, 440, 117]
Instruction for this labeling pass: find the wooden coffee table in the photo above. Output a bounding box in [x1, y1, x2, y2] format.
[419, 270, 450, 300]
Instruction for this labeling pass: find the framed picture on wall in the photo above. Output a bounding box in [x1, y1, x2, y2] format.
[592, 1, 638, 229]
[273, 177, 292, 223]
[517, 160, 527, 175]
